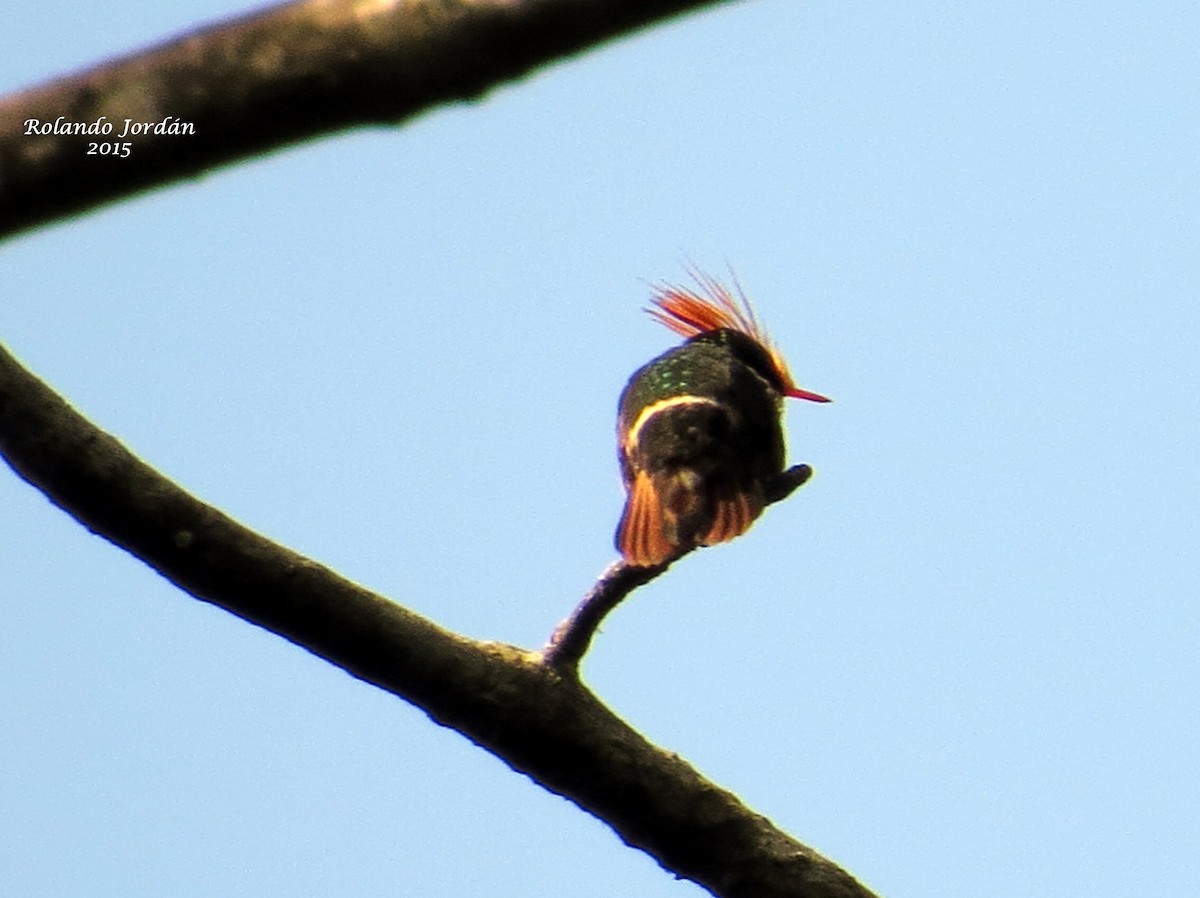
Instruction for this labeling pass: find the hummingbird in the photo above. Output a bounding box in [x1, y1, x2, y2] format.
[615, 272, 829, 567]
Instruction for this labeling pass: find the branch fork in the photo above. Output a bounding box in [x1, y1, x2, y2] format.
[543, 463, 814, 672]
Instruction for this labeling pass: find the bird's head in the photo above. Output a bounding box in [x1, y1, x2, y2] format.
[646, 270, 831, 404]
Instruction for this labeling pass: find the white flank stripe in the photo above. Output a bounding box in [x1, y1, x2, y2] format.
[626, 395, 723, 454]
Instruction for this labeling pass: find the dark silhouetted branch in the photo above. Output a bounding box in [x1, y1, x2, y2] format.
[1, 2, 872, 894]
[544, 560, 667, 670]
[0, 0, 738, 241]
[544, 464, 814, 672]
[0, 340, 871, 898]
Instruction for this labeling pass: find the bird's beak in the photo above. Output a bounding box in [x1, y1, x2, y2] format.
[785, 386, 832, 403]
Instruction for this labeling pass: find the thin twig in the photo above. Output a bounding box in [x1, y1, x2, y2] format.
[0, 343, 873, 897]
[543, 463, 815, 673]
[543, 560, 668, 671]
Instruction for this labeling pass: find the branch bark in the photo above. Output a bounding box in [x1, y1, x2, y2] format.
[544, 464, 814, 671]
[0, 344, 872, 898]
[0, 0, 737, 242]
[2, 2, 878, 894]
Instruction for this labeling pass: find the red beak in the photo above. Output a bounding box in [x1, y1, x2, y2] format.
[785, 386, 832, 403]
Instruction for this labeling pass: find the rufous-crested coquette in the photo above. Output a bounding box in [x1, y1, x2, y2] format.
[615, 273, 830, 567]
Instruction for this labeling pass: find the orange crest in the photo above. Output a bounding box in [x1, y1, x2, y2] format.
[647, 270, 830, 403]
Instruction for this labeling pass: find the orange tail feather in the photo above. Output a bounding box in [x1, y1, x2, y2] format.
[616, 471, 677, 567]
[699, 487, 764, 547]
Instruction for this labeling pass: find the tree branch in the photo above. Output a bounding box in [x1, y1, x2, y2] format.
[544, 559, 668, 670]
[0, 0, 737, 242]
[2, 2, 872, 893]
[544, 464, 814, 671]
[0, 341, 872, 898]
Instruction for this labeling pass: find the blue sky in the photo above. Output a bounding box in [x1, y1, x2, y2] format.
[3, 1, 1198, 895]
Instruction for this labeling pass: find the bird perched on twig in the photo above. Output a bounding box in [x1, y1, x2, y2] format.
[615, 272, 829, 567]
